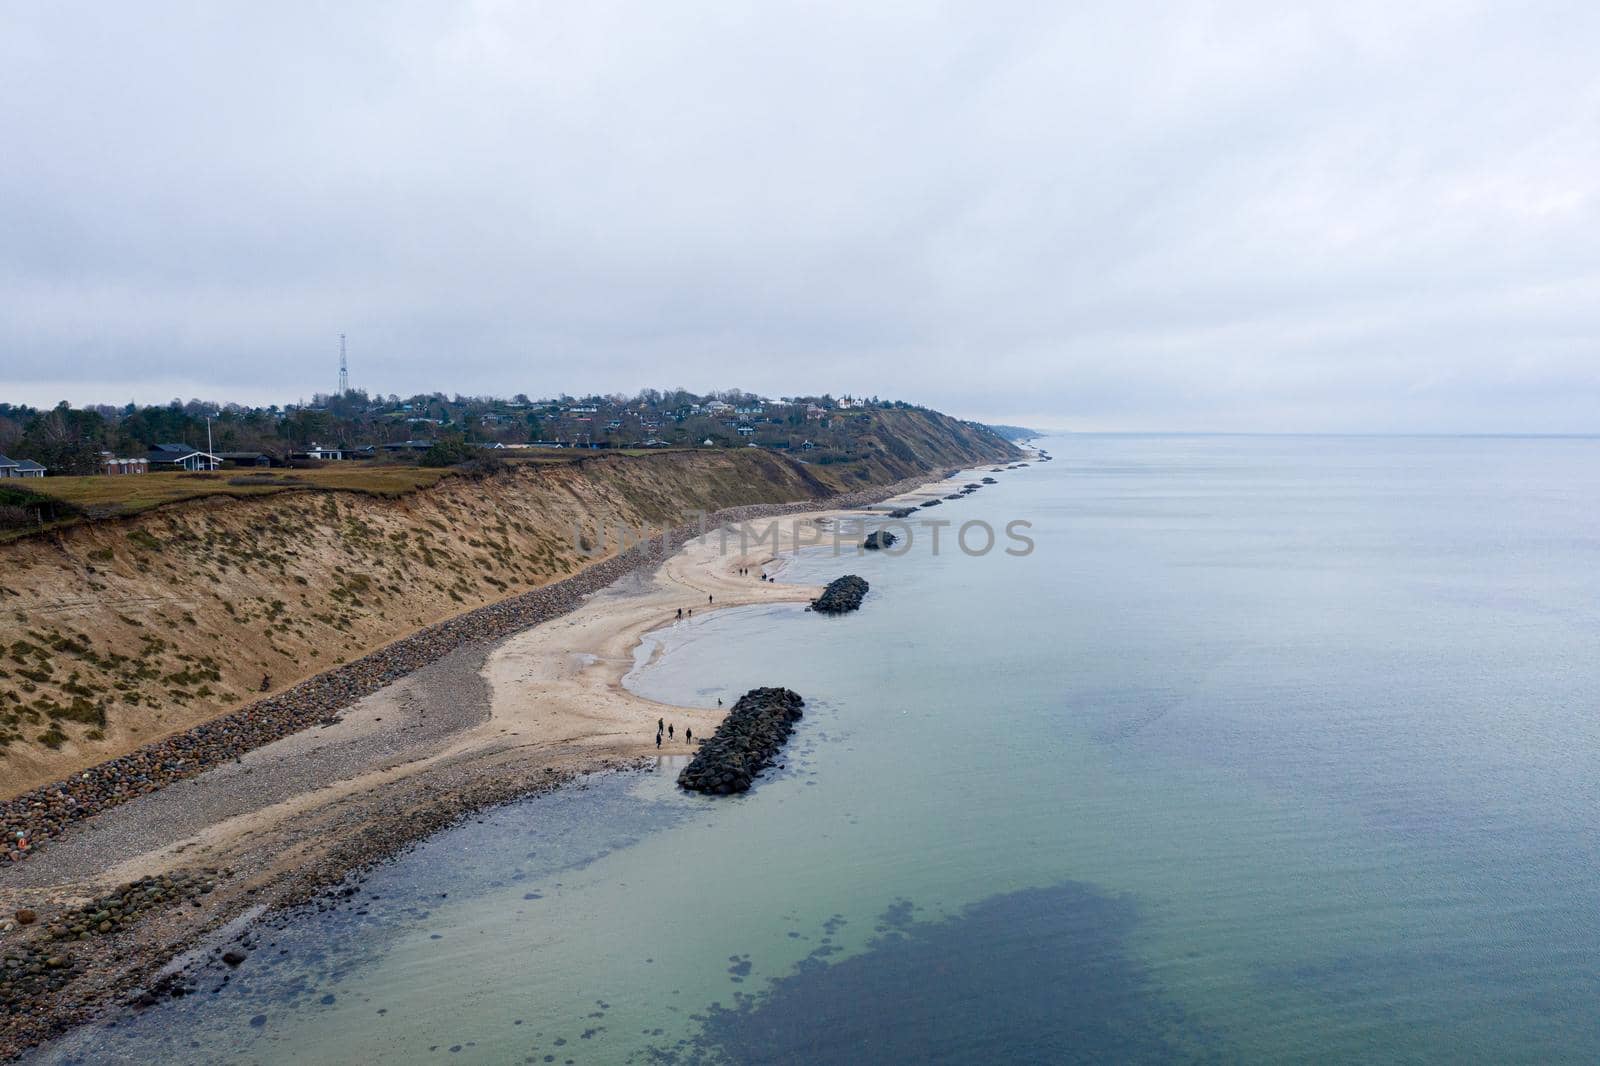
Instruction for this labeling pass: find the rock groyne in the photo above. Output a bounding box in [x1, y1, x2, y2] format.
[810, 575, 869, 614]
[676, 688, 805, 795]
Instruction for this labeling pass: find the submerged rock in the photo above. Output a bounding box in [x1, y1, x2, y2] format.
[887, 507, 916, 519]
[677, 688, 805, 795]
[810, 575, 869, 615]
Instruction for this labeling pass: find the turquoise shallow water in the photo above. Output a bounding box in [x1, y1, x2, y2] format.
[31, 434, 1600, 1064]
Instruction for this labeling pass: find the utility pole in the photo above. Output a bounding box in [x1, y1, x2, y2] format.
[338, 334, 349, 395]
[205, 415, 214, 470]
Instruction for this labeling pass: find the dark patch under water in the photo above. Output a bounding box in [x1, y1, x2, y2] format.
[653, 882, 1217, 1065]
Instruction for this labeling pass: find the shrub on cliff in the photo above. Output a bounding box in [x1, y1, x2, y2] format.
[420, 438, 477, 467]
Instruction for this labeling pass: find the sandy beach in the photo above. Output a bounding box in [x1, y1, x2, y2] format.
[0, 466, 990, 1057]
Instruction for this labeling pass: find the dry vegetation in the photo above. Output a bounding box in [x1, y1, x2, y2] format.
[18, 465, 457, 517]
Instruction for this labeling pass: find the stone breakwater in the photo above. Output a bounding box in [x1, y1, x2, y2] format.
[0, 468, 972, 866]
[677, 688, 805, 795]
[810, 575, 870, 614]
[862, 531, 898, 551]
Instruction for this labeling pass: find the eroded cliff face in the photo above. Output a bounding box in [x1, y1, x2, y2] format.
[0, 451, 822, 793]
[0, 412, 1017, 797]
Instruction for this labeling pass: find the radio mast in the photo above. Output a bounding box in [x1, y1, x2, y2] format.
[338, 334, 349, 395]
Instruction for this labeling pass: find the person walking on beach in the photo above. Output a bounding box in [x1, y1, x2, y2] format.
[658, 717, 664, 732]
[685, 727, 692, 743]
[655, 732, 661, 749]
[708, 594, 714, 605]
[668, 723, 675, 738]
[676, 607, 682, 619]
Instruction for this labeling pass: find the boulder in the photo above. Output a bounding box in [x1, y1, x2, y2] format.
[810, 575, 869, 614]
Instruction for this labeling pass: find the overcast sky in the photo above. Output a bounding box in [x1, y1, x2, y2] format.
[3, 2, 1598, 431]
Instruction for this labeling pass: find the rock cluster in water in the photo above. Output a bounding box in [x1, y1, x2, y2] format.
[0, 943, 79, 1018]
[887, 507, 916, 519]
[0, 868, 222, 1020]
[810, 575, 869, 614]
[862, 531, 898, 551]
[677, 688, 805, 795]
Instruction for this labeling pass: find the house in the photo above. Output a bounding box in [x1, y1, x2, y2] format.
[100, 454, 149, 475]
[736, 424, 755, 437]
[216, 452, 271, 468]
[146, 443, 222, 471]
[0, 454, 46, 478]
[293, 443, 343, 461]
[805, 404, 826, 420]
[381, 440, 434, 453]
[477, 441, 507, 450]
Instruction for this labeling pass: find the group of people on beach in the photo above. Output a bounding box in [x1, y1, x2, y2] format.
[655, 716, 692, 749]
[669, 566, 778, 627]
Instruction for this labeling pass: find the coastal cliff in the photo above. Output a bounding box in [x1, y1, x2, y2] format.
[0, 409, 1016, 796]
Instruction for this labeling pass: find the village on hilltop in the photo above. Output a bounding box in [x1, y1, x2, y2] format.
[0, 389, 926, 478]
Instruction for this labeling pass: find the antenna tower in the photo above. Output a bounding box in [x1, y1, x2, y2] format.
[338, 334, 349, 395]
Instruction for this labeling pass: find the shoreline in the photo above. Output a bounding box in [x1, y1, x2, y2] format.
[0, 459, 1014, 1060]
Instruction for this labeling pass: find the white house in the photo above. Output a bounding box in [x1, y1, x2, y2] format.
[145, 443, 222, 471]
[0, 454, 46, 478]
[100, 453, 149, 475]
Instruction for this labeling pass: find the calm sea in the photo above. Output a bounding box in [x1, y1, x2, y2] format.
[32, 434, 1600, 1064]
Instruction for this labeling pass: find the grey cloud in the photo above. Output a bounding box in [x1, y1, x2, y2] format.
[2, 1, 1598, 430]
